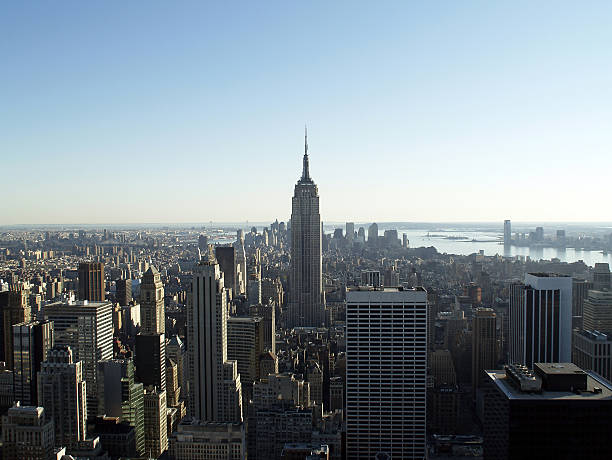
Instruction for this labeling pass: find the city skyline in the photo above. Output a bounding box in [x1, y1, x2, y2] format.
[3, 2, 612, 224]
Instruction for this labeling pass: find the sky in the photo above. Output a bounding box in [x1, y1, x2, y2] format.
[1, 1, 611, 225]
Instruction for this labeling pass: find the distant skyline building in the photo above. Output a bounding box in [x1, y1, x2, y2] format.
[509, 273, 572, 368]
[78, 262, 105, 302]
[288, 130, 324, 328]
[140, 266, 165, 335]
[367, 222, 378, 246]
[346, 287, 427, 459]
[346, 222, 355, 244]
[504, 219, 511, 245]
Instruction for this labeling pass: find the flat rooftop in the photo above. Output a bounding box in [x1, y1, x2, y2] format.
[348, 286, 426, 292]
[486, 370, 612, 400]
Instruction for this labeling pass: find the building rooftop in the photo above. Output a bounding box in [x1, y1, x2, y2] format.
[349, 285, 426, 292]
[486, 364, 612, 400]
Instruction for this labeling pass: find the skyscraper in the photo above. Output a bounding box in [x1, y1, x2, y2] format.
[216, 246, 237, 296]
[227, 316, 264, 402]
[593, 262, 611, 291]
[116, 278, 132, 306]
[367, 223, 379, 246]
[288, 129, 324, 328]
[346, 286, 427, 459]
[483, 363, 612, 459]
[345, 222, 355, 245]
[135, 333, 166, 392]
[12, 320, 54, 406]
[37, 345, 87, 449]
[2, 286, 31, 369]
[98, 359, 145, 456]
[509, 273, 572, 368]
[143, 386, 168, 457]
[471, 308, 497, 396]
[187, 255, 242, 422]
[582, 289, 612, 331]
[45, 300, 113, 419]
[78, 262, 105, 302]
[504, 220, 511, 245]
[140, 266, 165, 335]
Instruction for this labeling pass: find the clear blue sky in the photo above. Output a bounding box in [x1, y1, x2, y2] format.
[2, 1, 611, 224]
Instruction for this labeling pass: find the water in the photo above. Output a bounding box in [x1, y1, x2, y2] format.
[393, 228, 612, 267]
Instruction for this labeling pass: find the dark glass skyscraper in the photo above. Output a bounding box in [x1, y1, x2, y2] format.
[288, 130, 324, 327]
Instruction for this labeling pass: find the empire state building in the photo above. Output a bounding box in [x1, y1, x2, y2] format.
[288, 130, 324, 327]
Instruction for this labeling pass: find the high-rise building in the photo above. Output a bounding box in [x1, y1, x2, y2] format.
[471, 308, 497, 396]
[483, 363, 612, 459]
[234, 238, 247, 296]
[582, 290, 612, 332]
[78, 262, 105, 302]
[2, 286, 31, 369]
[367, 223, 378, 246]
[572, 278, 592, 328]
[227, 316, 264, 402]
[12, 320, 54, 406]
[509, 273, 572, 368]
[216, 246, 237, 296]
[140, 266, 165, 335]
[143, 386, 168, 458]
[1, 404, 55, 459]
[98, 359, 145, 456]
[503, 220, 511, 245]
[345, 222, 355, 245]
[346, 287, 427, 459]
[248, 273, 262, 306]
[45, 300, 113, 419]
[167, 335, 186, 397]
[288, 130, 324, 328]
[593, 263, 611, 291]
[37, 345, 87, 449]
[187, 256, 242, 423]
[573, 330, 612, 382]
[116, 278, 132, 306]
[198, 234, 209, 253]
[249, 303, 276, 353]
[135, 332, 166, 392]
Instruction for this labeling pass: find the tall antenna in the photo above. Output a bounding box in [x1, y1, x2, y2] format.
[305, 124, 308, 155]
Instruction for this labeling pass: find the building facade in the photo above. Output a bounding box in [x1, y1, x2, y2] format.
[346, 287, 427, 459]
[37, 345, 87, 448]
[188, 256, 242, 423]
[509, 273, 572, 368]
[44, 300, 113, 419]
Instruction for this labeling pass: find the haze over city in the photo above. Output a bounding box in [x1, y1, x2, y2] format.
[3, 1, 612, 224]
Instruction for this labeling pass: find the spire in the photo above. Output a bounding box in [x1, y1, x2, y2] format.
[301, 125, 311, 182]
